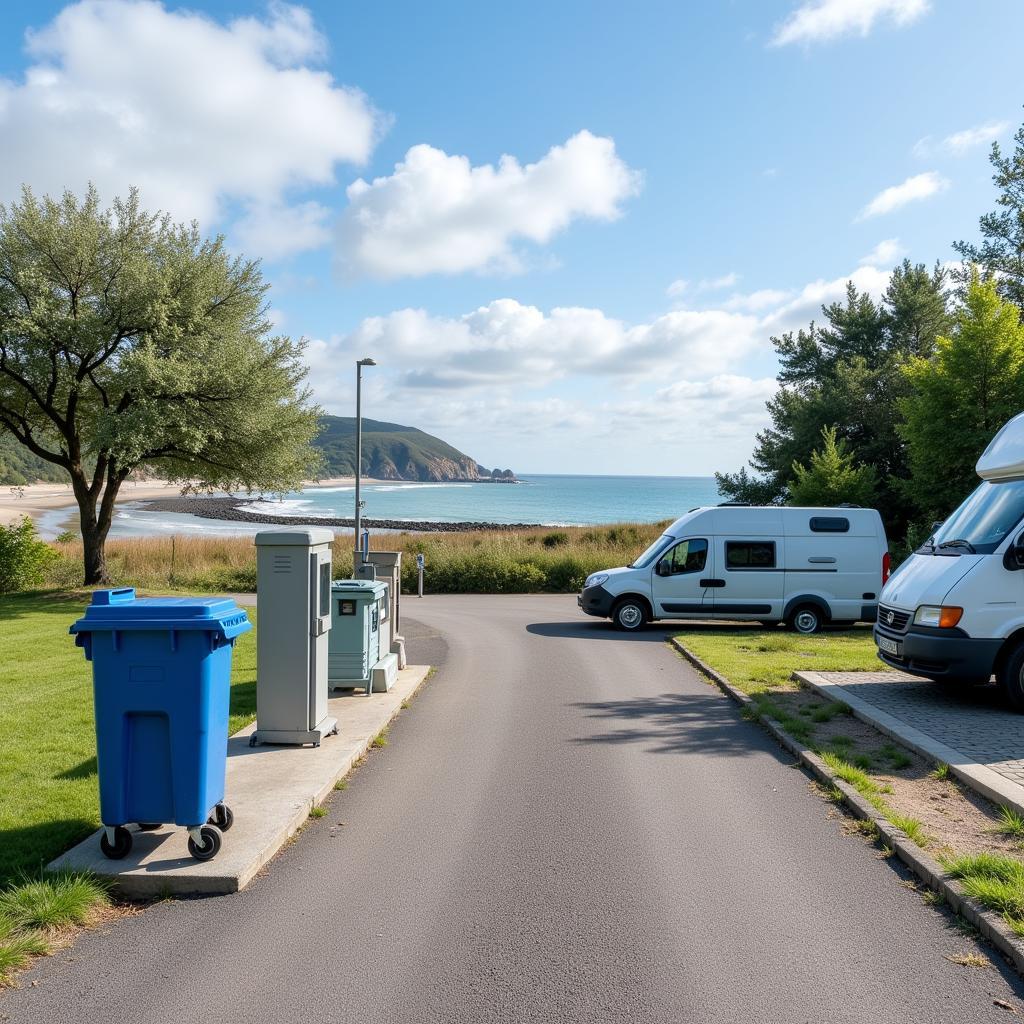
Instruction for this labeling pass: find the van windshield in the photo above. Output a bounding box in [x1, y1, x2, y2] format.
[630, 534, 673, 568]
[931, 480, 1024, 554]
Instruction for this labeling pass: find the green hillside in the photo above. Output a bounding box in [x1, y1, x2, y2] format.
[0, 435, 68, 486]
[0, 415, 509, 485]
[315, 416, 506, 481]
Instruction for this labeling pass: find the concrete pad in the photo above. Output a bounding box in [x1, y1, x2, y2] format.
[49, 665, 430, 897]
[796, 670, 1024, 816]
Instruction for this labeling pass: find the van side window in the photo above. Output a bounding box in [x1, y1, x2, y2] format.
[664, 538, 708, 575]
[725, 541, 776, 570]
[809, 516, 849, 533]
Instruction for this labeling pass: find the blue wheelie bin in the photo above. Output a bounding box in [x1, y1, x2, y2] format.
[70, 588, 252, 862]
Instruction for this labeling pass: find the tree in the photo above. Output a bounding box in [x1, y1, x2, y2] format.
[788, 426, 877, 507]
[900, 273, 1024, 520]
[954, 120, 1024, 312]
[0, 186, 322, 585]
[716, 262, 949, 536]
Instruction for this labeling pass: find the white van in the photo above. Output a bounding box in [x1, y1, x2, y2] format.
[579, 504, 889, 633]
[875, 412, 1024, 709]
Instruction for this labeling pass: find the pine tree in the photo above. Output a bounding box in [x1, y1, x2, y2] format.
[788, 426, 878, 507]
[954, 121, 1024, 312]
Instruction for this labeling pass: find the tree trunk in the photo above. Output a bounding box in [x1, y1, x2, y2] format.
[72, 463, 125, 587]
[80, 516, 109, 587]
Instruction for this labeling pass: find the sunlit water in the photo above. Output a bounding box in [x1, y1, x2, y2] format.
[38, 474, 723, 538]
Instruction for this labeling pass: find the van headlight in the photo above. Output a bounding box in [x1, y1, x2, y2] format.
[585, 573, 609, 589]
[914, 605, 963, 628]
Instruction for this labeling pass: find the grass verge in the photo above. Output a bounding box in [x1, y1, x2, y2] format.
[944, 854, 1024, 935]
[0, 591, 257, 883]
[676, 626, 1018, 864]
[0, 872, 109, 986]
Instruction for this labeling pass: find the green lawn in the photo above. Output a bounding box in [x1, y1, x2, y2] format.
[0, 591, 257, 884]
[674, 627, 879, 696]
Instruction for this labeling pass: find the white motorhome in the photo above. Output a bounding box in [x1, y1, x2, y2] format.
[579, 504, 889, 633]
[875, 412, 1024, 710]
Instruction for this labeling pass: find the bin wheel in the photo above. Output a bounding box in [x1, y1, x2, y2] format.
[100, 826, 133, 860]
[187, 825, 222, 862]
[136, 822, 162, 832]
[208, 804, 234, 832]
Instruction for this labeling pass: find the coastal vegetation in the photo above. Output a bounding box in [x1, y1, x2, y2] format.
[0, 186, 322, 586]
[33, 522, 668, 594]
[718, 122, 1024, 551]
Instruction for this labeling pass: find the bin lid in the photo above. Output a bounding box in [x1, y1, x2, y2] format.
[255, 528, 334, 547]
[70, 588, 252, 639]
[332, 578, 388, 598]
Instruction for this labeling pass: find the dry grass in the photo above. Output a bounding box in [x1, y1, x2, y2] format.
[44, 521, 669, 594]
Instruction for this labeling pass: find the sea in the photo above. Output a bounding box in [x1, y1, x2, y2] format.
[37, 474, 723, 539]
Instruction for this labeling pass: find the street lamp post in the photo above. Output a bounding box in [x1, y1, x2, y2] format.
[354, 358, 376, 563]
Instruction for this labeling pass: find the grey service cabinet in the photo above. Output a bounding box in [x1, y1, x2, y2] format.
[358, 550, 406, 669]
[250, 529, 338, 747]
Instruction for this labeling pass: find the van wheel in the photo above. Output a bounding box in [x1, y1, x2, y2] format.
[997, 643, 1024, 711]
[789, 606, 822, 635]
[612, 599, 648, 632]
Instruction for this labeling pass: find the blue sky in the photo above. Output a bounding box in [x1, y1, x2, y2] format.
[1, 0, 1021, 475]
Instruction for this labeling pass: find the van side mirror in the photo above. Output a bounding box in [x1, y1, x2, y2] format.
[656, 559, 671, 577]
[1007, 533, 1024, 571]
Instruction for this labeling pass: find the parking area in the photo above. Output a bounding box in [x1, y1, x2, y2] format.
[797, 670, 1024, 814]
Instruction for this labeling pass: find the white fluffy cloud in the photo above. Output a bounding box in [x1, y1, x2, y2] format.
[336, 131, 642, 279]
[0, 1, 381, 254]
[859, 238, 906, 266]
[342, 300, 761, 389]
[857, 171, 949, 220]
[914, 120, 1010, 158]
[771, 0, 929, 46]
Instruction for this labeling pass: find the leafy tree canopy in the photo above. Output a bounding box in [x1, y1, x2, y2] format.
[716, 260, 950, 536]
[900, 273, 1024, 521]
[0, 185, 322, 583]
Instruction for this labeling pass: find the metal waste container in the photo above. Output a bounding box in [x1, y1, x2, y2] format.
[328, 579, 392, 693]
[70, 588, 252, 862]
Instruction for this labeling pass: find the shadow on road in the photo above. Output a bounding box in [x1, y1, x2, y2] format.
[525, 620, 678, 643]
[570, 689, 794, 760]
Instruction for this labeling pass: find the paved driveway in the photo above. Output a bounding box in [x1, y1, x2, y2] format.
[5, 595, 1024, 1022]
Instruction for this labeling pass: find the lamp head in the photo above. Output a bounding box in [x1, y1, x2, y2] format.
[357, 357, 377, 367]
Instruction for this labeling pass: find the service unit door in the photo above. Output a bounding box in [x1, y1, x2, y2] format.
[650, 537, 712, 618]
[711, 537, 785, 619]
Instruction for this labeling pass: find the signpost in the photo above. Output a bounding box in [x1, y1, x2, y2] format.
[416, 553, 425, 598]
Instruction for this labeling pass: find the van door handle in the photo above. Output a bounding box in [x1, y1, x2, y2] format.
[701, 579, 726, 588]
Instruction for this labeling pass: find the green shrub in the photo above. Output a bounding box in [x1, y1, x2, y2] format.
[541, 531, 570, 548]
[0, 517, 56, 593]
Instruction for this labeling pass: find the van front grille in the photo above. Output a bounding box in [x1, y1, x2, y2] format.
[877, 605, 910, 632]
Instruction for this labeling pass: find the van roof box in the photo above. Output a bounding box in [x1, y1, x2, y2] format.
[977, 412, 1024, 482]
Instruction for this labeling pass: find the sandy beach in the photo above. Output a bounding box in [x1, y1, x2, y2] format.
[0, 477, 393, 529]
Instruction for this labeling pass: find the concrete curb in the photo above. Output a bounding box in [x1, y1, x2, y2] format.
[668, 637, 1024, 976]
[795, 671, 1024, 818]
[49, 665, 432, 897]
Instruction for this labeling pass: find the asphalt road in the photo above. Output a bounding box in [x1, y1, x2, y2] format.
[6, 594, 1024, 1023]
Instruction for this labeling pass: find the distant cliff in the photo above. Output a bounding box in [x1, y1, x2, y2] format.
[315, 416, 515, 482]
[0, 416, 514, 485]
